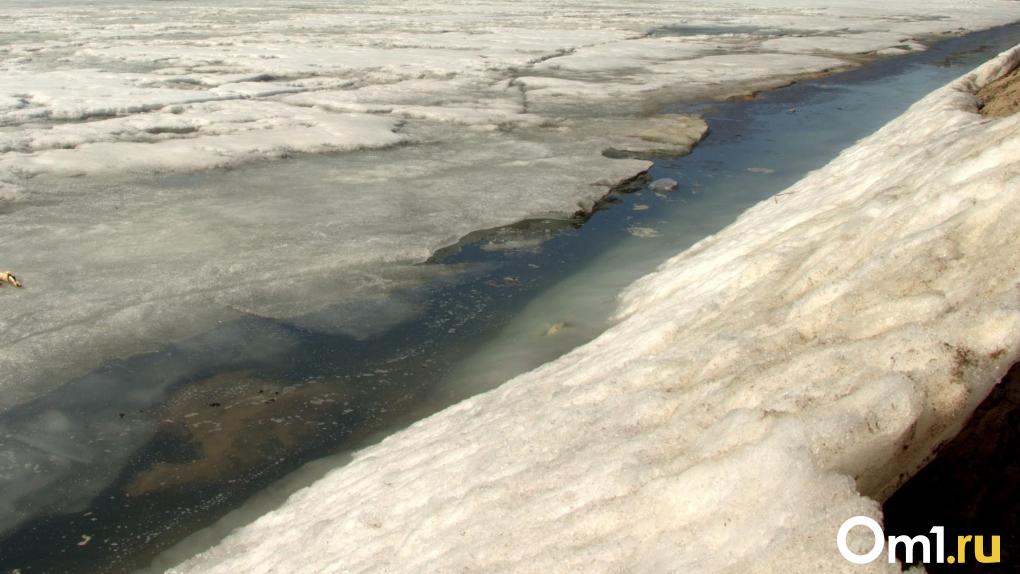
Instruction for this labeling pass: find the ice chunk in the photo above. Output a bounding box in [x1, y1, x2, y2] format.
[649, 178, 679, 192]
[627, 226, 661, 238]
[603, 114, 709, 160]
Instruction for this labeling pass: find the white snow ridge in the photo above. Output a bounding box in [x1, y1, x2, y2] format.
[173, 46, 1020, 574]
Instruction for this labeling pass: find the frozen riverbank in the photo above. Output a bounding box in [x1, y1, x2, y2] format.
[173, 43, 1020, 573]
[3, 0, 1020, 412]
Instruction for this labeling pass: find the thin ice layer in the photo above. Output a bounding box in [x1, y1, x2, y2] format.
[173, 46, 1020, 573]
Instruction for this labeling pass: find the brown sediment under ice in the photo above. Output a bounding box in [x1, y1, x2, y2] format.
[124, 371, 346, 497]
[978, 66, 1020, 117]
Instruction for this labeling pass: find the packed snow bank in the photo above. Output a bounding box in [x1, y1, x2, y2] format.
[174, 46, 1020, 573]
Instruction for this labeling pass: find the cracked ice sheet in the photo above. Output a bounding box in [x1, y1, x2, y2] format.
[2, 0, 1020, 411]
[173, 45, 1020, 574]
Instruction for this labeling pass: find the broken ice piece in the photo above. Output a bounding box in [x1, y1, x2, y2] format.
[649, 178, 678, 193]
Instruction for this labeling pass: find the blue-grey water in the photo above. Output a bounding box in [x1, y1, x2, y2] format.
[1, 22, 1018, 574]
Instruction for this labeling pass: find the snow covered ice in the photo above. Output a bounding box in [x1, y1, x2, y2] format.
[173, 43, 1020, 574]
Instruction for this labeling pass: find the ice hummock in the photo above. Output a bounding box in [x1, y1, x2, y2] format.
[173, 45, 1020, 573]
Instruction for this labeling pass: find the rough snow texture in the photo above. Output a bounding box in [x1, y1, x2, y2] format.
[2, 0, 1020, 406]
[175, 46, 1020, 574]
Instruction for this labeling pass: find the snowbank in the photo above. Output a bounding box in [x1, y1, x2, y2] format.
[174, 45, 1020, 573]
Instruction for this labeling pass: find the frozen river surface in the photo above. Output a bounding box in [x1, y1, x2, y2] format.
[2, 0, 1019, 408]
